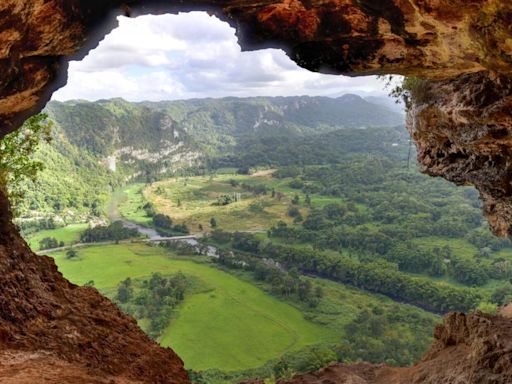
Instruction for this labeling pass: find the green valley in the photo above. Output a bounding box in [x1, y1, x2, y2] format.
[50, 243, 333, 372]
[18, 95, 512, 383]
[48, 241, 439, 381]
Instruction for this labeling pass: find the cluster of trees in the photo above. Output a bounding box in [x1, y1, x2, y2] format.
[491, 283, 512, 306]
[39, 237, 64, 250]
[240, 182, 268, 196]
[0, 113, 53, 213]
[383, 243, 449, 277]
[216, 242, 323, 307]
[13, 114, 125, 220]
[270, 160, 484, 239]
[18, 216, 61, 235]
[152, 213, 173, 228]
[214, 194, 240, 206]
[211, 126, 407, 171]
[210, 231, 482, 313]
[270, 216, 512, 290]
[465, 227, 511, 253]
[343, 305, 434, 366]
[115, 272, 188, 338]
[222, 178, 268, 196]
[81, 221, 139, 243]
[268, 221, 391, 254]
[152, 213, 189, 236]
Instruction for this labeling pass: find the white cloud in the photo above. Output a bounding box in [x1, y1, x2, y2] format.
[52, 12, 392, 102]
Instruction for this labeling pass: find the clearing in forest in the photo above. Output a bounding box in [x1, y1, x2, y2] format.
[142, 172, 306, 232]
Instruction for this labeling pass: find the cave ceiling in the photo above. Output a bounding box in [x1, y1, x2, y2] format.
[0, 0, 511, 237]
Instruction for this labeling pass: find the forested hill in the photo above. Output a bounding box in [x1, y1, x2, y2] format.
[17, 95, 404, 223]
[45, 94, 403, 157]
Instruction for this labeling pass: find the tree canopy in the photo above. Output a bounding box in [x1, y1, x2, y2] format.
[0, 114, 52, 212]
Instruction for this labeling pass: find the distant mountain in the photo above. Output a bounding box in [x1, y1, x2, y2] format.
[47, 94, 404, 156]
[364, 95, 405, 115]
[17, 95, 405, 220]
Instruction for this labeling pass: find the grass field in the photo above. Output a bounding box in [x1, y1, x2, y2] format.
[50, 243, 334, 371]
[141, 172, 313, 233]
[25, 224, 88, 251]
[112, 172, 355, 234]
[109, 184, 153, 226]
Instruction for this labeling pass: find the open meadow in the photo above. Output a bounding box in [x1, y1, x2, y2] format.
[25, 223, 88, 251]
[50, 243, 334, 371]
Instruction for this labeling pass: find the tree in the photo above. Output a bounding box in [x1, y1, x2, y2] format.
[39, 237, 59, 250]
[153, 214, 173, 229]
[289, 178, 304, 189]
[66, 249, 78, 259]
[491, 283, 512, 305]
[143, 202, 155, 217]
[476, 301, 498, 315]
[0, 113, 52, 212]
[287, 206, 300, 218]
[210, 217, 217, 228]
[215, 194, 234, 206]
[291, 194, 300, 205]
[81, 221, 138, 243]
[314, 286, 324, 299]
[229, 179, 239, 187]
[117, 278, 133, 303]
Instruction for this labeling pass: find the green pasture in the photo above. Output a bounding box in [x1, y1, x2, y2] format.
[143, 172, 302, 232]
[50, 243, 333, 371]
[25, 223, 88, 250]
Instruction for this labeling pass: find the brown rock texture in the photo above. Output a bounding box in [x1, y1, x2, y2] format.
[0, 191, 189, 384]
[408, 72, 512, 236]
[0, 0, 512, 383]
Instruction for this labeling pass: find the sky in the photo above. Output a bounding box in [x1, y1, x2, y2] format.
[52, 12, 391, 102]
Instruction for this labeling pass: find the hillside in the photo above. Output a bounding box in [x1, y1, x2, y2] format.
[46, 95, 403, 157]
[17, 95, 404, 222]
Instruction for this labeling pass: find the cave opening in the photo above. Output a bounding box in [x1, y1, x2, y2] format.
[16, 11, 433, 377]
[1, 2, 512, 383]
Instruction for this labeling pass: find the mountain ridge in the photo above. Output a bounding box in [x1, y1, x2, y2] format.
[17, 95, 404, 223]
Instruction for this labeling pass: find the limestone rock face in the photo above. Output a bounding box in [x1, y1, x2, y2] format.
[408, 72, 512, 236]
[0, 1, 512, 383]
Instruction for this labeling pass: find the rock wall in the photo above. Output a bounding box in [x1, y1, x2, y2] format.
[408, 72, 512, 236]
[0, 189, 189, 384]
[0, 1, 512, 383]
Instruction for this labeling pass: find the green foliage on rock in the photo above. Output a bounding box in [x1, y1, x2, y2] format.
[0, 114, 52, 212]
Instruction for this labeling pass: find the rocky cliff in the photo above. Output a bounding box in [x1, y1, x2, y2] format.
[0, 1, 512, 383]
[0, 190, 189, 384]
[408, 72, 512, 236]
